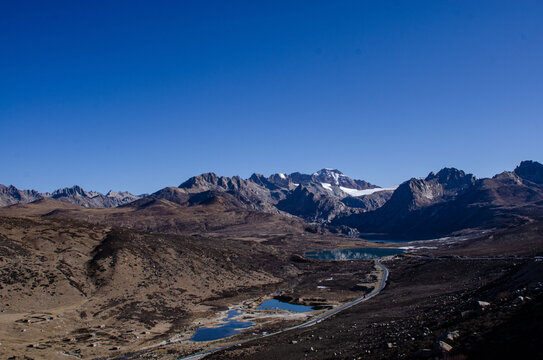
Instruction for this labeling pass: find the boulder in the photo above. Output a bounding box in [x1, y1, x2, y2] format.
[438, 341, 453, 352]
[442, 330, 460, 342]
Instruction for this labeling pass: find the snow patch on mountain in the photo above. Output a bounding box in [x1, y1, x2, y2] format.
[321, 183, 333, 191]
[340, 186, 397, 197]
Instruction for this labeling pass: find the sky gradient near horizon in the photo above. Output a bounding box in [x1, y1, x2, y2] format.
[1, 1, 542, 194]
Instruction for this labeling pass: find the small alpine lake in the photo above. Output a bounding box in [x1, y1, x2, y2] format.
[190, 310, 253, 342]
[190, 298, 316, 342]
[305, 247, 405, 260]
[257, 299, 314, 313]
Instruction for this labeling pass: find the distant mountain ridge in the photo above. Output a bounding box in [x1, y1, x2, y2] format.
[0, 185, 42, 207]
[2, 161, 543, 240]
[0, 185, 142, 208]
[0, 169, 388, 217]
[124, 169, 392, 226]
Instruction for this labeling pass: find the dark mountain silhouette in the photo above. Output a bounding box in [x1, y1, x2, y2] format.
[514, 160, 543, 184]
[333, 162, 543, 239]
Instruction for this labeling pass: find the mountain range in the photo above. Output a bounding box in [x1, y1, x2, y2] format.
[2, 161, 543, 240]
[334, 161, 543, 238]
[0, 185, 142, 208]
[0, 169, 394, 218]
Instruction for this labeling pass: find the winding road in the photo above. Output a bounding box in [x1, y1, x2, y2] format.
[178, 259, 389, 360]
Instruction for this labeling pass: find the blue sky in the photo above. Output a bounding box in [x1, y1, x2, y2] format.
[1, 1, 542, 194]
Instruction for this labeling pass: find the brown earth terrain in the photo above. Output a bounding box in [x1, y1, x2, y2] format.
[1, 198, 542, 360]
[0, 208, 378, 359]
[0, 199, 359, 252]
[195, 224, 543, 360]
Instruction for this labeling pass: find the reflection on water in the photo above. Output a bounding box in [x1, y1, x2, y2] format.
[305, 247, 404, 260]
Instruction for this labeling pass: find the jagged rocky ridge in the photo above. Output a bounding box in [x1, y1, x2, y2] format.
[0, 185, 42, 207]
[3, 161, 543, 240]
[333, 161, 543, 239]
[130, 161, 543, 239]
[1, 169, 393, 218]
[134, 169, 395, 224]
[0, 185, 142, 208]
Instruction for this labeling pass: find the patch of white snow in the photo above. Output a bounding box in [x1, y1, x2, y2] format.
[321, 183, 333, 191]
[339, 186, 397, 197]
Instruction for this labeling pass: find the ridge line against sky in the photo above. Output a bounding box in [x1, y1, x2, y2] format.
[1, 160, 538, 195]
[1, 1, 542, 194]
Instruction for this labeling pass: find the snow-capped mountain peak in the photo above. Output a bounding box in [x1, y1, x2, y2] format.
[314, 168, 344, 185]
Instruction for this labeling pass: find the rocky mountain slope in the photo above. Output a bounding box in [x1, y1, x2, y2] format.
[334, 161, 543, 239]
[45, 186, 141, 208]
[0, 215, 302, 358]
[125, 169, 394, 226]
[0, 185, 42, 207]
[514, 159, 543, 184]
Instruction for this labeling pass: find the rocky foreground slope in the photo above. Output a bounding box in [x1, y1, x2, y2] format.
[0, 212, 377, 359]
[206, 228, 543, 360]
[0, 216, 291, 358]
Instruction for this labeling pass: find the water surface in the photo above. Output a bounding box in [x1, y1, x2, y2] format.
[257, 299, 314, 313]
[305, 247, 404, 260]
[190, 310, 253, 342]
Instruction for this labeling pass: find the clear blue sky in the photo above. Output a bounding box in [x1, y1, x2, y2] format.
[1, 1, 542, 194]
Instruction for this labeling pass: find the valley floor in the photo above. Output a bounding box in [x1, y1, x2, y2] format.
[131, 223, 543, 360]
